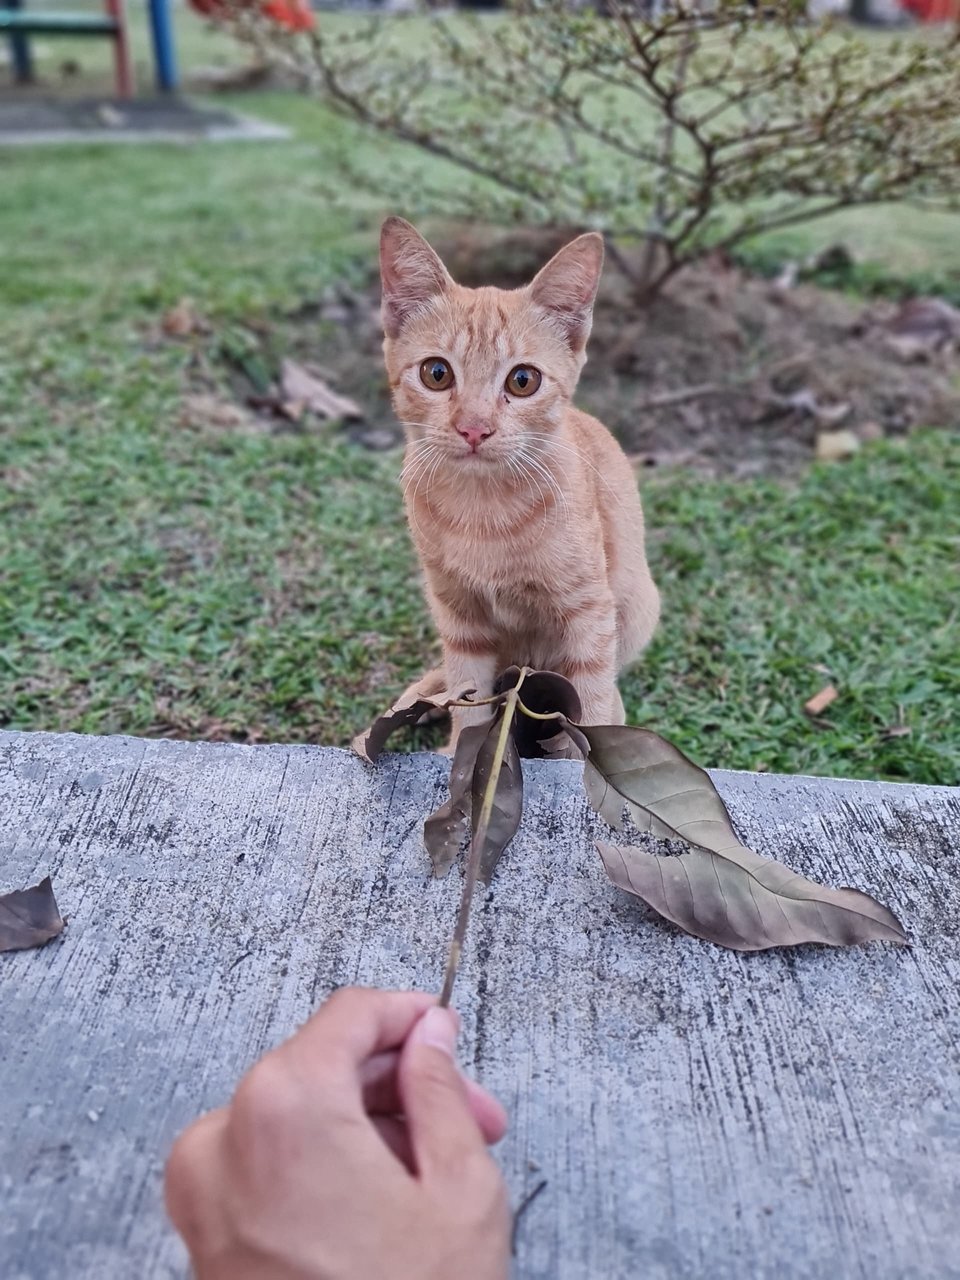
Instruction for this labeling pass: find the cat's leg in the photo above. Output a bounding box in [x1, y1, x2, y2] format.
[441, 644, 498, 753]
[396, 666, 450, 726]
[398, 666, 447, 703]
[559, 597, 623, 728]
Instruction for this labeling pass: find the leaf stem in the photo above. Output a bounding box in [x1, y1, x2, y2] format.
[516, 700, 565, 723]
[438, 669, 529, 1007]
[449, 693, 505, 709]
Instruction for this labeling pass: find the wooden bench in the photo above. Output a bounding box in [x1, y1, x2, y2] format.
[1, 0, 132, 97]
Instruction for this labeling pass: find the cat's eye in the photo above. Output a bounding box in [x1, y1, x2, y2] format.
[505, 365, 542, 398]
[419, 358, 454, 391]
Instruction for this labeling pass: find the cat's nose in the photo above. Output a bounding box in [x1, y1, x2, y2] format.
[455, 422, 495, 451]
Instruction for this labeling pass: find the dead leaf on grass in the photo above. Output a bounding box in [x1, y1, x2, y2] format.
[0, 878, 65, 953]
[815, 429, 860, 462]
[181, 393, 254, 431]
[804, 685, 839, 716]
[280, 360, 363, 423]
[162, 298, 205, 338]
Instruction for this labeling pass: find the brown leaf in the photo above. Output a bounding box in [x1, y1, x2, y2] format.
[352, 686, 468, 764]
[496, 667, 589, 758]
[597, 842, 906, 952]
[582, 725, 905, 951]
[0, 878, 64, 953]
[804, 684, 838, 716]
[471, 710, 524, 885]
[180, 393, 253, 431]
[424, 724, 488, 878]
[815, 430, 860, 462]
[162, 297, 203, 338]
[280, 360, 363, 422]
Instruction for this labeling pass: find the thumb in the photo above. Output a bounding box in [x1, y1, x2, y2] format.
[398, 1006, 487, 1181]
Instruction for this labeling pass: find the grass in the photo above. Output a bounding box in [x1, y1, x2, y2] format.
[1, 8, 958, 784]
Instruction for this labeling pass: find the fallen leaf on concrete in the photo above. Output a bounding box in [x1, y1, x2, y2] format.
[280, 360, 363, 422]
[804, 685, 839, 716]
[597, 840, 906, 953]
[816, 430, 860, 462]
[0, 877, 64, 953]
[162, 298, 204, 338]
[583, 726, 905, 952]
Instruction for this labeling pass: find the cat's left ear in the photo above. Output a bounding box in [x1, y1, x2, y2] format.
[529, 232, 604, 352]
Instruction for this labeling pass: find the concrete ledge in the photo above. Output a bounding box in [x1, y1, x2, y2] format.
[1, 729, 958, 1279]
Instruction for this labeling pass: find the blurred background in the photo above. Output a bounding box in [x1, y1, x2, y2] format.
[1, 0, 957, 784]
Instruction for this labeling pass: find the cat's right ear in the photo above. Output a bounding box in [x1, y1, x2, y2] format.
[380, 217, 452, 339]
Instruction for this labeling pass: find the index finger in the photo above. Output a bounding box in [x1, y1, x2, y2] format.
[283, 987, 438, 1089]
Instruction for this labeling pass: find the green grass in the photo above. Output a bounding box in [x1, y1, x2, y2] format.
[1, 8, 958, 783]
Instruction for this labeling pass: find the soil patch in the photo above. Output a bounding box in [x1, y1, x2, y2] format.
[186, 227, 960, 478]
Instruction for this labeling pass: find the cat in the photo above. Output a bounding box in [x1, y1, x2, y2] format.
[380, 216, 660, 749]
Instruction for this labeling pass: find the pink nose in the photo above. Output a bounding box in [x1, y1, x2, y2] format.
[456, 422, 494, 451]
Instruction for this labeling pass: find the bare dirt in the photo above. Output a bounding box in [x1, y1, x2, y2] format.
[188, 227, 960, 478]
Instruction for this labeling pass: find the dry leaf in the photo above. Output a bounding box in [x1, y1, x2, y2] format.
[582, 725, 905, 952]
[280, 360, 363, 422]
[804, 685, 838, 716]
[496, 667, 588, 758]
[815, 429, 860, 462]
[855, 421, 884, 443]
[424, 724, 488, 878]
[887, 297, 960, 350]
[352, 686, 468, 764]
[181, 393, 253, 430]
[162, 298, 203, 338]
[0, 878, 64, 953]
[471, 712, 524, 885]
[597, 841, 906, 953]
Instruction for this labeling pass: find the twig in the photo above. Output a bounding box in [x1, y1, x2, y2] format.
[634, 352, 814, 413]
[511, 1179, 549, 1256]
[438, 671, 527, 1007]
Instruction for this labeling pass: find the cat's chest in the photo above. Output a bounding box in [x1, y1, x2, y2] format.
[433, 542, 563, 624]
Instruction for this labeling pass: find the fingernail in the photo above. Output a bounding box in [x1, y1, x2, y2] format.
[413, 1006, 458, 1057]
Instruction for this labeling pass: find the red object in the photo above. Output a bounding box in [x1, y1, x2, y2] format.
[899, 0, 959, 19]
[105, 0, 133, 97]
[189, 0, 314, 31]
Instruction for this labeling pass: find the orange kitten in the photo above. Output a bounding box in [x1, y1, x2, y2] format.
[380, 217, 660, 748]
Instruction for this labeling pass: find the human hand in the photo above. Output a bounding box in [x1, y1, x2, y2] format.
[165, 988, 511, 1280]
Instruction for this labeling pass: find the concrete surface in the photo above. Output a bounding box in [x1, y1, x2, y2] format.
[1, 729, 958, 1279]
[0, 97, 290, 146]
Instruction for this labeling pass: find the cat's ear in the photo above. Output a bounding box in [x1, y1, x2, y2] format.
[529, 232, 604, 352]
[380, 217, 453, 339]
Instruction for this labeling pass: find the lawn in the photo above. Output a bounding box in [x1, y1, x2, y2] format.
[1, 7, 958, 785]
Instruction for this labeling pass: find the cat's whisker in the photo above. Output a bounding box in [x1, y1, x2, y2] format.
[509, 454, 554, 538]
[399, 446, 439, 489]
[518, 432, 630, 517]
[513, 446, 568, 520]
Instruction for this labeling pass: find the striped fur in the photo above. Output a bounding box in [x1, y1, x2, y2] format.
[381, 218, 660, 748]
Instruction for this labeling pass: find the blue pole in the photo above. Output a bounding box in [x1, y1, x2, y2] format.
[147, 0, 178, 92]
